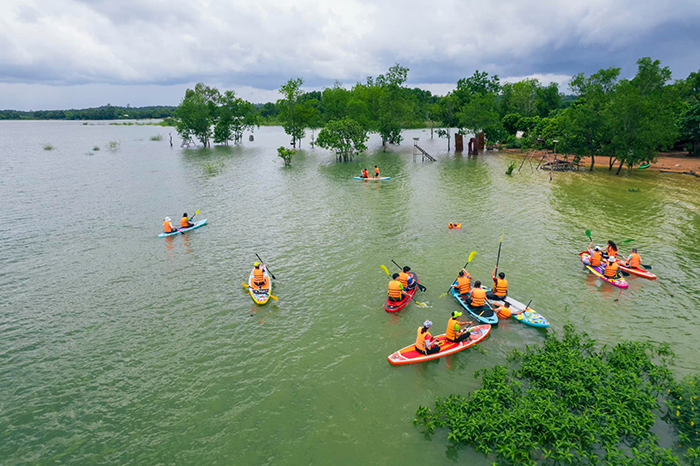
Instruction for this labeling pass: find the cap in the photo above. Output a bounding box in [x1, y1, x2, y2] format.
[254, 261, 260, 266]
[594, 247, 599, 251]
[423, 320, 433, 328]
[165, 217, 171, 222]
[608, 256, 616, 262]
[452, 311, 462, 318]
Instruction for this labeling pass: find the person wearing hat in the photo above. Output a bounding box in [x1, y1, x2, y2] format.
[603, 256, 620, 279]
[180, 213, 195, 229]
[163, 216, 178, 233]
[415, 320, 440, 355]
[625, 248, 642, 269]
[445, 311, 472, 343]
[252, 261, 267, 289]
[584, 241, 603, 267]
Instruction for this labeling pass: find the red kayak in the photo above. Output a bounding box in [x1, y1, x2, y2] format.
[387, 325, 491, 365]
[384, 272, 419, 312]
[579, 252, 657, 280]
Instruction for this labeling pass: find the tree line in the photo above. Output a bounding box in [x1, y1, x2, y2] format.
[0, 104, 176, 120]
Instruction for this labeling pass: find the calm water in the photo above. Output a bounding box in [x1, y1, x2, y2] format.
[1, 121, 699, 465]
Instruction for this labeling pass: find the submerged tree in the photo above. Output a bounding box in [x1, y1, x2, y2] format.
[316, 117, 368, 162]
[176, 83, 220, 147]
[278, 78, 306, 148]
[376, 64, 415, 150]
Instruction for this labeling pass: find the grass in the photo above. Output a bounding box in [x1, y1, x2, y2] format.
[107, 141, 121, 151]
[42, 143, 55, 151]
[201, 161, 224, 176]
[150, 134, 163, 141]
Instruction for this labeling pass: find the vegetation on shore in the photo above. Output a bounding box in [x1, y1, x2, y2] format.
[414, 324, 700, 465]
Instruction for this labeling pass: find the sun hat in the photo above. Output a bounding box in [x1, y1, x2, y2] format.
[423, 320, 433, 328]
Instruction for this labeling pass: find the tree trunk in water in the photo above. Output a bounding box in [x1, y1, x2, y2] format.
[609, 156, 615, 170]
[430, 122, 433, 139]
[589, 153, 595, 171]
[447, 130, 451, 151]
[615, 159, 624, 175]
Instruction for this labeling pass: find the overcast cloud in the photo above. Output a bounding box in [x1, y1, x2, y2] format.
[1, 0, 699, 110]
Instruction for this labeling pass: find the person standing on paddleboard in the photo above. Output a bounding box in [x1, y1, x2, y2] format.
[180, 213, 195, 229]
[445, 311, 471, 343]
[374, 165, 380, 178]
[415, 320, 440, 355]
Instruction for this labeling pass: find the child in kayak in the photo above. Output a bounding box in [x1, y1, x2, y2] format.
[415, 320, 440, 355]
[388, 273, 408, 302]
[445, 311, 472, 343]
[625, 248, 642, 269]
[180, 213, 195, 229]
[163, 217, 178, 233]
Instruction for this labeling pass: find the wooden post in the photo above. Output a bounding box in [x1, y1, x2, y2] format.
[455, 133, 463, 152]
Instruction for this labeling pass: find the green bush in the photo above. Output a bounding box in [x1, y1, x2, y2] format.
[150, 134, 163, 141]
[92, 146, 100, 151]
[505, 161, 516, 175]
[42, 143, 54, 150]
[667, 376, 700, 448]
[505, 135, 522, 149]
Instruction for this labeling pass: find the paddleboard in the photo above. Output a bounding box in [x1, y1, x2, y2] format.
[449, 282, 499, 325]
[486, 290, 550, 327]
[385, 272, 419, 312]
[580, 252, 629, 288]
[353, 176, 391, 181]
[387, 325, 491, 365]
[158, 219, 208, 237]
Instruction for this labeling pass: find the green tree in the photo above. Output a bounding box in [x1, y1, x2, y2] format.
[214, 90, 258, 145]
[322, 82, 350, 121]
[278, 78, 306, 148]
[510, 78, 540, 117]
[434, 94, 460, 150]
[316, 117, 368, 162]
[175, 83, 219, 147]
[536, 82, 562, 118]
[458, 92, 500, 148]
[376, 64, 415, 150]
[679, 101, 700, 156]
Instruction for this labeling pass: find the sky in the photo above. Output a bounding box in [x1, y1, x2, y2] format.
[1, 0, 700, 110]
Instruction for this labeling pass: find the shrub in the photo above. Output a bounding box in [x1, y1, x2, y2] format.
[505, 161, 516, 175]
[92, 146, 100, 151]
[201, 161, 224, 176]
[277, 146, 295, 166]
[107, 141, 120, 151]
[42, 143, 54, 150]
[150, 134, 163, 141]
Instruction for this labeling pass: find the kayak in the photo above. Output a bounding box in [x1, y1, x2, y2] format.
[637, 162, 651, 169]
[486, 290, 550, 328]
[353, 176, 391, 181]
[248, 266, 271, 305]
[579, 251, 656, 280]
[158, 219, 208, 237]
[449, 282, 499, 325]
[385, 272, 419, 312]
[387, 325, 491, 366]
[580, 252, 629, 288]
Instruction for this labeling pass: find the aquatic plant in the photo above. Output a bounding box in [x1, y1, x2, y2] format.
[92, 146, 100, 151]
[150, 134, 163, 141]
[277, 146, 295, 166]
[201, 160, 224, 176]
[505, 161, 516, 175]
[414, 324, 691, 465]
[667, 375, 700, 450]
[107, 140, 121, 151]
[42, 143, 54, 150]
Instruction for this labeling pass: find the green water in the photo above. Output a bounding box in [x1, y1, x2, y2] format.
[1, 121, 699, 465]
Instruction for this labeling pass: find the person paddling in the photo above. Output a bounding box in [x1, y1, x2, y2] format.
[388, 273, 408, 302]
[415, 320, 440, 355]
[604, 257, 620, 279]
[362, 168, 369, 178]
[625, 248, 642, 269]
[374, 165, 380, 178]
[451, 269, 472, 297]
[163, 216, 178, 233]
[584, 242, 603, 267]
[180, 213, 195, 229]
[486, 266, 507, 300]
[398, 266, 417, 291]
[445, 311, 472, 343]
[252, 262, 267, 289]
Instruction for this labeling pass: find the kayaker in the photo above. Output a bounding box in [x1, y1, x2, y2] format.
[605, 240, 618, 258]
[451, 269, 472, 296]
[398, 266, 417, 291]
[388, 273, 408, 302]
[252, 262, 266, 289]
[415, 320, 440, 355]
[445, 311, 472, 343]
[163, 216, 178, 233]
[604, 257, 620, 279]
[495, 302, 512, 319]
[583, 243, 603, 267]
[466, 281, 492, 310]
[362, 168, 369, 178]
[180, 213, 195, 229]
[625, 248, 642, 269]
[487, 267, 507, 300]
[374, 165, 380, 177]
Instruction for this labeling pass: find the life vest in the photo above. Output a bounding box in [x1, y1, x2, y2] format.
[604, 261, 619, 278]
[362, 170, 369, 178]
[448, 223, 462, 229]
[374, 167, 380, 176]
[446, 318, 459, 341]
[164, 221, 174, 233]
[457, 275, 471, 294]
[180, 217, 190, 228]
[415, 327, 431, 351]
[397, 272, 409, 287]
[494, 278, 508, 297]
[607, 245, 618, 257]
[628, 252, 641, 268]
[253, 267, 265, 283]
[497, 306, 511, 319]
[471, 287, 486, 307]
[388, 280, 403, 299]
[590, 251, 602, 267]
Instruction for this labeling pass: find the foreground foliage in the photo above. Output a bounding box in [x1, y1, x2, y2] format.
[414, 324, 699, 465]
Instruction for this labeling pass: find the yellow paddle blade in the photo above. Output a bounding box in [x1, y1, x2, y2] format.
[194, 209, 201, 215]
[380, 265, 391, 276]
[467, 250, 477, 263]
[499, 230, 504, 243]
[270, 294, 279, 301]
[242, 282, 249, 288]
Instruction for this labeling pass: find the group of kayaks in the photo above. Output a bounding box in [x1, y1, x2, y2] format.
[384, 266, 551, 366]
[579, 251, 657, 288]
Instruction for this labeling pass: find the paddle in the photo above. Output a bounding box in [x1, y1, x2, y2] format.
[390, 260, 427, 292]
[189, 209, 201, 222]
[255, 253, 276, 280]
[380, 265, 426, 306]
[494, 230, 504, 276]
[439, 250, 477, 298]
[242, 282, 279, 301]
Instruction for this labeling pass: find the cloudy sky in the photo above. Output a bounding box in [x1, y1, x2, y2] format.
[2, 0, 700, 110]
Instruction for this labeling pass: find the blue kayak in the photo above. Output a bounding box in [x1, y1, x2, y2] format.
[485, 289, 550, 328]
[158, 219, 208, 237]
[449, 281, 499, 325]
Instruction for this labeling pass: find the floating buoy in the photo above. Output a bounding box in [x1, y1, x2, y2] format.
[448, 222, 462, 229]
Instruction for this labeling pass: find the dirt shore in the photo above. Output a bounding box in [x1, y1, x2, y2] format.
[498, 149, 700, 177]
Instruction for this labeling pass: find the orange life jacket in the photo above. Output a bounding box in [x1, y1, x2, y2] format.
[497, 306, 512, 319]
[398, 272, 409, 287]
[164, 221, 174, 233]
[628, 252, 641, 268]
[362, 170, 369, 178]
[471, 287, 486, 307]
[494, 278, 508, 297]
[180, 217, 190, 228]
[388, 280, 403, 298]
[374, 167, 380, 176]
[446, 318, 459, 341]
[590, 251, 602, 267]
[415, 327, 430, 351]
[604, 261, 619, 278]
[253, 267, 265, 283]
[607, 245, 618, 257]
[457, 275, 471, 294]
